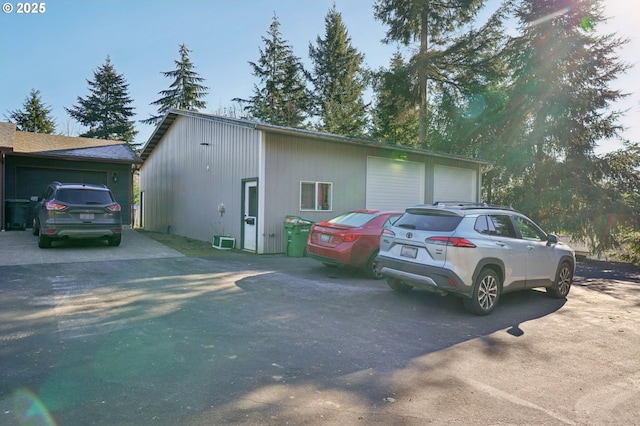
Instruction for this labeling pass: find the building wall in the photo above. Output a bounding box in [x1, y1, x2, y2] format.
[260, 133, 482, 253]
[140, 115, 260, 243]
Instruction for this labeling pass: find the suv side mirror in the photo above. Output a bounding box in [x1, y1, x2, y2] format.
[546, 234, 558, 246]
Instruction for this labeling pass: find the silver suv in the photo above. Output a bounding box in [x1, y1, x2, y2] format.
[375, 203, 575, 315]
[33, 182, 122, 248]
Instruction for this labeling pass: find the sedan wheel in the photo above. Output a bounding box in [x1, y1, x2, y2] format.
[464, 268, 500, 315]
[546, 261, 572, 298]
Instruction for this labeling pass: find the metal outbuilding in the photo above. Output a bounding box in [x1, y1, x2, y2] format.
[139, 109, 491, 254]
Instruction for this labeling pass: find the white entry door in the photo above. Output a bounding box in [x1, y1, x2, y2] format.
[243, 180, 258, 251]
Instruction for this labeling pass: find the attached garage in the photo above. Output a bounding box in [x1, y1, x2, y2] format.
[0, 122, 142, 230]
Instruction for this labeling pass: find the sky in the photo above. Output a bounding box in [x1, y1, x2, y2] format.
[1, 0, 638, 154]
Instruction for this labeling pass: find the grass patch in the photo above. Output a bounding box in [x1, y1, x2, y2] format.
[135, 229, 237, 257]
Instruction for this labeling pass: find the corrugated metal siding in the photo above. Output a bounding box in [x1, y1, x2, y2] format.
[141, 114, 483, 254]
[140, 115, 260, 243]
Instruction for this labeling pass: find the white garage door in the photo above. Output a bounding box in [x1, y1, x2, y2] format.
[433, 164, 477, 203]
[366, 157, 424, 210]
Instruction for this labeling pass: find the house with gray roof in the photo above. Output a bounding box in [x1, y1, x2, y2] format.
[139, 109, 491, 254]
[0, 122, 142, 230]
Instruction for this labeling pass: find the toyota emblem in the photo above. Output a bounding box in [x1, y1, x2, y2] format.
[406, 232, 413, 239]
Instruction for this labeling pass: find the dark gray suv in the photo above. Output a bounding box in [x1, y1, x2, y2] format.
[375, 203, 575, 315]
[32, 182, 122, 248]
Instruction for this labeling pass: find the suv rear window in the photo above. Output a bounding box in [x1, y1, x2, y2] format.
[56, 189, 113, 205]
[395, 210, 463, 232]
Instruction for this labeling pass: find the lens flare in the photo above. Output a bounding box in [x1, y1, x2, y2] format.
[529, 7, 571, 26]
[8, 388, 56, 425]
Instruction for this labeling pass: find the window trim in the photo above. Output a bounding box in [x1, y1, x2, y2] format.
[300, 181, 333, 212]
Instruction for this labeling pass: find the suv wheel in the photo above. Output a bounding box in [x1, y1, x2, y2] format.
[32, 218, 39, 236]
[366, 251, 384, 279]
[386, 277, 413, 293]
[464, 268, 501, 315]
[38, 230, 52, 249]
[546, 261, 572, 298]
[108, 235, 122, 247]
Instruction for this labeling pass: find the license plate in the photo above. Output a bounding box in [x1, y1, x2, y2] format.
[79, 213, 94, 220]
[320, 234, 331, 243]
[400, 246, 418, 259]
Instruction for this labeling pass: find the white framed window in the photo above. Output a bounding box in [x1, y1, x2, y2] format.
[300, 181, 332, 211]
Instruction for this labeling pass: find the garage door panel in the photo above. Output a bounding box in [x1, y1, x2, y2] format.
[433, 165, 476, 203]
[16, 167, 108, 228]
[366, 157, 424, 210]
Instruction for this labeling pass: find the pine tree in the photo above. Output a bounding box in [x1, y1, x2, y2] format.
[237, 13, 310, 128]
[66, 56, 137, 143]
[489, 0, 636, 252]
[6, 89, 56, 133]
[308, 5, 368, 137]
[371, 51, 419, 146]
[374, 0, 485, 146]
[142, 44, 209, 125]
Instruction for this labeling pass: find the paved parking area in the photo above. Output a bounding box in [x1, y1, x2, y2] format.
[1, 232, 639, 425]
[0, 228, 183, 266]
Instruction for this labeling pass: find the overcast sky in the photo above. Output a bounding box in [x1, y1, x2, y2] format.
[1, 0, 637, 154]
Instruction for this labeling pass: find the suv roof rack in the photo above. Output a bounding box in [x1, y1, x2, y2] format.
[432, 201, 514, 211]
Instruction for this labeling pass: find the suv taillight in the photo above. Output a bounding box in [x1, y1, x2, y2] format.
[106, 203, 121, 212]
[383, 229, 395, 237]
[427, 236, 476, 248]
[45, 201, 68, 211]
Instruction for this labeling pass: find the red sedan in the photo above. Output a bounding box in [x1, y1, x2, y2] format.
[306, 210, 403, 278]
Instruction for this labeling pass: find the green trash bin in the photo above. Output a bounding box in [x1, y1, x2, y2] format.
[5, 199, 31, 230]
[284, 215, 314, 257]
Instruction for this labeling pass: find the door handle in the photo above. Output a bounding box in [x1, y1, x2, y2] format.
[244, 217, 255, 225]
[496, 241, 506, 247]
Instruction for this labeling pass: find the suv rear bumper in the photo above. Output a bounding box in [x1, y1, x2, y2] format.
[42, 228, 121, 239]
[375, 255, 471, 297]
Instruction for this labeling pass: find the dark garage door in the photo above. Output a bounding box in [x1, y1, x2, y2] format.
[16, 167, 108, 227]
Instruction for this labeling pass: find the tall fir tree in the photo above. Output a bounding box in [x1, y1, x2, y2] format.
[237, 13, 310, 128]
[371, 51, 419, 146]
[374, 0, 486, 147]
[142, 44, 209, 125]
[6, 89, 56, 133]
[308, 5, 368, 137]
[66, 56, 137, 143]
[489, 0, 636, 252]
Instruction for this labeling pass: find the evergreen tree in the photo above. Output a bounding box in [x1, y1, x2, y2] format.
[237, 13, 310, 128]
[66, 56, 137, 143]
[489, 0, 636, 252]
[6, 89, 56, 133]
[371, 51, 419, 146]
[142, 44, 209, 125]
[308, 5, 368, 137]
[374, 0, 486, 146]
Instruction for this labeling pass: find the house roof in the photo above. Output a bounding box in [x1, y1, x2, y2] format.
[140, 109, 492, 167]
[0, 122, 16, 149]
[0, 123, 142, 164]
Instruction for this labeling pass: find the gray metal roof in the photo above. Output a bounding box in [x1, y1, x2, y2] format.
[140, 108, 492, 166]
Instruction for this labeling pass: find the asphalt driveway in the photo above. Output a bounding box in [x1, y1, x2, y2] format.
[1, 230, 639, 425]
